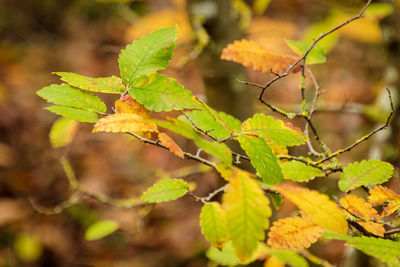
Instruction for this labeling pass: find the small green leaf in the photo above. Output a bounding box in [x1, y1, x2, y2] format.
[46, 105, 99, 123]
[128, 73, 198, 112]
[339, 159, 393, 192]
[54, 72, 125, 94]
[223, 172, 271, 260]
[85, 220, 119, 241]
[49, 117, 79, 148]
[268, 192, 283, 211]
[237, 135, 283, 186]
[206, 241, 248, 266]
[37, 84, 106, 113]
[241, 113, 307, 147]
[280, 160, 324, 182]
[119, 25, 177, 84]
[285, 39, 326, 65]
[200, 202, 229, 248]
[141, 178, 189, 203]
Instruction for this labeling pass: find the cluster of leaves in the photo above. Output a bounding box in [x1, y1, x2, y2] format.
[37, 5, 400, 265]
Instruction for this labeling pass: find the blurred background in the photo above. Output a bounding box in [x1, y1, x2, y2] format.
[1, 0, 400, 266]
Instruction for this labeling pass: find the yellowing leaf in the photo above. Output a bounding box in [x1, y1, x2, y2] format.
[221, 39, 301, 75]
[115, 95, 151, 119]
[267, 216, 323, 250]
[368, 186, 400, 216]
[158, 132, 184, 159]
[264, 256, 284, 267]
[340, 195, 384, 237]
[339, 16, 382, 43]
[275, 184, 348, 234]
[223, 172, 271, 261]
[93, 113, 158, 134]
[200, 202, 229, 249]
[49, 117, 78, 148]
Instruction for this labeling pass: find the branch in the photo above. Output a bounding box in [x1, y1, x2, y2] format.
[188, 184, 228, 204]
[127, 131, 217, 169]
[317, 88, 394, 164]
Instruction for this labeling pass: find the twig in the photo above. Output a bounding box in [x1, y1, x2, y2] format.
[127, 131, 217, 169]
[317, 88, 394, 164]
[188, 185, 228, 204]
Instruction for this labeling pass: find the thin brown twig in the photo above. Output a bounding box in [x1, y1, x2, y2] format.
[317, 88, 394, 164]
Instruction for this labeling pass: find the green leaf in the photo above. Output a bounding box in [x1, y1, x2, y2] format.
[280, 160, 324, 182]
[37, 84, 106, 113]
[119, 25, 177, 84]
[323, 231, 400, 267]
[285, 39, 326, 65]
[49, 117, 78, 148]
[241, 113, 307, 147]
[223, 172, 271, 260]
[141, 178, 189, 203]
[154, 118, 232, 165]
[253, 0, 271, 14]
[54, 72, 125, 94]
[268, 192, 283, 211]
[365, 3, 394, 20]
[339, 159, 393, 192]
[206, 241, 253, 266]
[128, 73, 198, 112]
[85, 220, 119, 241]
[237, 135, 283, 186]
[180, 110, 233, 140]
[200, 202, 229, 248]
[46, 105, 99, 123]
[256, 245, 309, 267]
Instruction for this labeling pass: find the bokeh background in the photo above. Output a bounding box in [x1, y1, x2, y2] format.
[1, 0, 400, 266]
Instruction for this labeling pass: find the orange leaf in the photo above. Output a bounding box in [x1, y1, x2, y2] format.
[221, 39, 300, 74]
[158, 132, 184, 159]
[275, 184, 348, 234]
[93, 113, 158, 134]
[368, 186, 400, 216]
[340, 195, 384, 237]
[115, 95, 151, 119]
[267, 216, 323, 250]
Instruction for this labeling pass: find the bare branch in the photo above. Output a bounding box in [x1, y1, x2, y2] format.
[317, 88, 394, 164]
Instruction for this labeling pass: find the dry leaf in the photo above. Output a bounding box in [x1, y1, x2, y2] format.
[221, 39, 300, 74]
[275, 184, 348, 234]
[340, 195, 384, 237]
[93, 113, 158, 134]
[264, 256, 285, 267]
[267, 216, 323, 250]
[115, 95, 151, 119]
[368, 186, 400, 216]
[158, 132, 184, 159]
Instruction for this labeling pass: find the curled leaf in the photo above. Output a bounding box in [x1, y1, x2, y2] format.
[158, 132, 184, 159]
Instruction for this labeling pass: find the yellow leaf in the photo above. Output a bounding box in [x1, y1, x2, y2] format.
[216, 164, 256, 181]
[368, 186, 400, 216]
[338, 16, 382, 43]
[221, 39, 301, 75]
[340, 195, 384, 237]
[125, 8, 192, 45]
[158, 132, 184, 159]
[267, 216, 323, 250]
[115, 95, 151, 119]
[264, 256, 284, 267]
[93, 113, 158, 134]
[275, 184, 348, 234]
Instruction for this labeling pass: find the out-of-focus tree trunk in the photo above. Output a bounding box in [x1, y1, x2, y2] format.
[186, 0, 253, 121]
